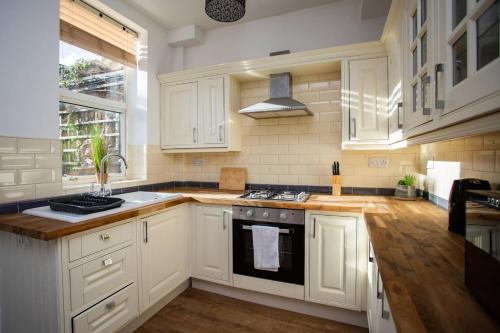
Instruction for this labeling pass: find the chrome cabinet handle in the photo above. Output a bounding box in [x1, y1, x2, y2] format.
[351, 118, 357, 138]
[376, 270, 383, 299]
[105, 301, 116, 310]
[397, 102, 403, 129]
[368, 242, 373, 262]
[222, 210, 227, 230]
[192, 127, 197, 143]
[102, 258, 113, 267]
[381, 291, 390, 319]
[313, 217, 316, 239]
[100, 233, 111, 241]
[219, 125, 223, 142]
[435, 63, 445, 109]
[143, 221, 148, 243]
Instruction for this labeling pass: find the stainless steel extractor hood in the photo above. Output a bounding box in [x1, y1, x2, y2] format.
[239, 72, 312, 119]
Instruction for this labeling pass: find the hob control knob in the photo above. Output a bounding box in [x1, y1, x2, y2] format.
[279, 212, 287, 220]
[263, 211, 270, 218]
[246, 210, 254, 218]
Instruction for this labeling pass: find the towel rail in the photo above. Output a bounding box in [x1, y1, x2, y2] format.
[242, 225, 293, 234]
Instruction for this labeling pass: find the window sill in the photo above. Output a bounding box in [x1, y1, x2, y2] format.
[63, 178, 147, 194]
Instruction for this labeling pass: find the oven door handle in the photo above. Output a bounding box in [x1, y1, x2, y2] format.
[242, 225, 293, 234]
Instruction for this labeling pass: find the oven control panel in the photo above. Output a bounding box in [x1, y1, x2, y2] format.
[232, 206, 305, 225]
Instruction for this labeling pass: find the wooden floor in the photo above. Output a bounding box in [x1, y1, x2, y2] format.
[135, 288, 367, 333]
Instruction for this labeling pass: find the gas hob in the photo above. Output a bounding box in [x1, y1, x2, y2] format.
[239, 190, 310, 202]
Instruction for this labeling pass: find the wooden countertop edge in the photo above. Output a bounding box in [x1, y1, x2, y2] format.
[364, 212, 428, 333]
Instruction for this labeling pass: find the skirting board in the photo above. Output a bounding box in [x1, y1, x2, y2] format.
[120, 279, 190, 333]
[192, 278, 368, 328]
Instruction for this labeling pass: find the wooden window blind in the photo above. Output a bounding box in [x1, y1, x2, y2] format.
[60, 0, 137, 67]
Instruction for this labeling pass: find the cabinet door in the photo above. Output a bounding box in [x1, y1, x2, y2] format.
[161, 82, 198, 147]
[349, 57, 389, 141]
[140, 206, 188, 310]
[193, 205, 230, 284]
[366, 242, 378, 332]
[307, 214, 357, 307]
[199, 77, 226, 146]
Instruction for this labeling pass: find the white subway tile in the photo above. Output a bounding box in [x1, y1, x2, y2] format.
[35, 183, 63, 199]
[18, 169, 53, 185]
[17, 138, 51, 153]
[0, 185, 35, 203]
[0, 170, 17, 186]
[473, 151, 495, 172]
[0, 154, 35, 169]
[0, 137, 17, 153]
[35, 154, 61, 168]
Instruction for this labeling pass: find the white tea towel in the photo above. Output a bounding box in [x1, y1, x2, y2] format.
[252, 225, 280, 271]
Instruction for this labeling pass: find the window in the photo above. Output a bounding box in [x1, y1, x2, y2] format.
[420, 0, 427, 26]
[412, 12, 418, 40]
[421, 32, 427, 66]
[412, 83, 418, 113]
[477, 1, 499, 70]
[452, 32, 468, 85]
[59, 0, 137, 181]
[452, 0, 467, 29]
[412, 47, 418, 77]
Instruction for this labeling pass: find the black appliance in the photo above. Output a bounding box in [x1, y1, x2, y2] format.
[449, 179, 490, 234]
[465, 190, 500, 322]
[239, 190, 310, 202]
[232, 206, 305, 285]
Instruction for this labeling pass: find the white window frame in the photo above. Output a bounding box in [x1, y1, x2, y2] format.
[59, 65, 130, 185]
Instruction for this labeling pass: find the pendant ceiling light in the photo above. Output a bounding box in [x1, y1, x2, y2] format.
[205, 0, 246, 22]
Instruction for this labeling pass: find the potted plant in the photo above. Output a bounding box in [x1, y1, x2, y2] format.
[90, 127, 108, 183]
[395, 174, 417, 200]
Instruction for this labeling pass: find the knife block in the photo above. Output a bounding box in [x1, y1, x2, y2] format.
[332, 175, 341, 196]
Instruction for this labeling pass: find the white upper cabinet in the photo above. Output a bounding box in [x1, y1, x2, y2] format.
[199, 77, 226, 146]
[306, 214, 358, 309]
[160, 75, 241, 152]
[161, 82, 198, 147]
[139, 205, 189, 311]
[348, 57, 389, 141]
[439, 0, 500, 118]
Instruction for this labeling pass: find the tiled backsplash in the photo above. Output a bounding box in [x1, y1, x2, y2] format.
[172, 73, 419, 189]
[0, 137, 62, 202]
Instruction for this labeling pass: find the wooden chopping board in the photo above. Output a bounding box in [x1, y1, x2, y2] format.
[219, 167, 247, 191]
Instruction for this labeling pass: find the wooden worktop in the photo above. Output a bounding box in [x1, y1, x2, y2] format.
[0, 188, 498, 332]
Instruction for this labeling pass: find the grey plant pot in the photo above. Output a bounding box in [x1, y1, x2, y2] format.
[395, 185, 417, 199]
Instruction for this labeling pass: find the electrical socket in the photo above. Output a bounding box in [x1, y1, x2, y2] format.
[191, 157, 204, 166]
[368, 157, 388, 168]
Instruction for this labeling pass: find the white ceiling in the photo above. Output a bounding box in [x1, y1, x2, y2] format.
[122, 0, 340, 31]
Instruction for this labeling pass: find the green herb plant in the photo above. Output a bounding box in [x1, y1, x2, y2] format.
[90, 126, 108, 174]
[397, 174, 416, 186]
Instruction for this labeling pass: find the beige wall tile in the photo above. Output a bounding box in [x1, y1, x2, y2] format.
[0, 185, 35, 203]
[36, 183, 63, 199]
[0, 154, 35, 169]
[35, 154, 61, 168]
[0, 137, 17, 153]
[0, 170, 17, 186]
[19, 169, 53, 185]
[473, 151, 495, 172]
[465, 136, 484, 151]
[17, 138, 51, 153]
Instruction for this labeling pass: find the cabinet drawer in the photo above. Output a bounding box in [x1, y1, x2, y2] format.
[72, 283, 138, 333]
[68, 221, 134, 261]
[70, 245, 137, 311]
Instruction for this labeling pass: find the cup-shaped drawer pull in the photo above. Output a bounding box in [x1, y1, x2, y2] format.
[100, 233, 111, 241]
[103, 258, 113, 267]
[105, 301, 116, 310]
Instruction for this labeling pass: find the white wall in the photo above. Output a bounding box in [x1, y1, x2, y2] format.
[0, 0, 60, 139]
[183, 0, 387, 69]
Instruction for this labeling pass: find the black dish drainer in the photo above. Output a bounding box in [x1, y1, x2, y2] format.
[48, 194, 125, 215]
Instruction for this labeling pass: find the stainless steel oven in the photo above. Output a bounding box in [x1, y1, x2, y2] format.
[232, 206, 305, 285]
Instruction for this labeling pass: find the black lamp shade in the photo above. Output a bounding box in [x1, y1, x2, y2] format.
[205, 0, 246, 22]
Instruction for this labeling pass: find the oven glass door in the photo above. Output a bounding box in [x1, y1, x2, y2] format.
[232, 219, 304, 285]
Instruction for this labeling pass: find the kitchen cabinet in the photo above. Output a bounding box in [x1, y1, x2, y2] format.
[139, 205, 190, 311]
[160, 75, 242, 152]
[366, 241, 397, 333]
[305, 213, 359, 309]
[160, 82, 198, 147]
[192, 205, 232, 284]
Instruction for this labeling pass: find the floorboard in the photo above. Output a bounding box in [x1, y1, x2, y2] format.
[135, 288, 368, 333]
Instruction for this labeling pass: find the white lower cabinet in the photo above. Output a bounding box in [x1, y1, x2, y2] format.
[192, 205, 231, 284]
[306, 213, 359, 309]
[367, 241, 397, 333]
[139, 205, 190, 311]
[72, 283, 138, 333]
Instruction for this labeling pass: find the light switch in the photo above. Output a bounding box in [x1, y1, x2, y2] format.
[368, 157, 388, 168]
